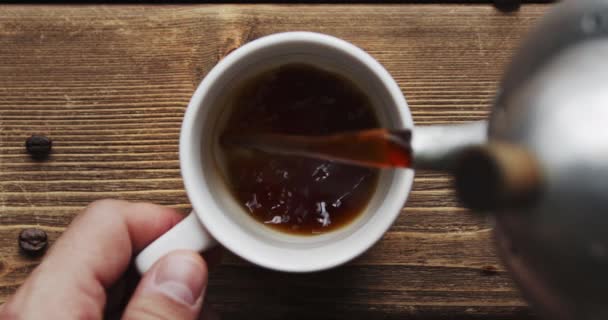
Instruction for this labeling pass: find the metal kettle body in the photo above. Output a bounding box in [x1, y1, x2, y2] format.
[490, 1, 608, 319]
[413, 1, 608, 319]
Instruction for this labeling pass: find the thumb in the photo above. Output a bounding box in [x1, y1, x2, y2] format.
[123, 251, 207, 320]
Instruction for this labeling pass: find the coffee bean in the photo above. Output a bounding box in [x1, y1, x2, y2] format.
[494, 0, 521, 12]
[25, 135, 53, 158]
[19, 228, 48, 255]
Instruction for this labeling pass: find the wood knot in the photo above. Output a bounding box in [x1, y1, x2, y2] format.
[224, 46, 238, 57]
[193, 66, 205, 84]
[480, 265, 499, 276]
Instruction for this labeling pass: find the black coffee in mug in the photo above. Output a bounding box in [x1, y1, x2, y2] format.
[220, 63, 380, 235]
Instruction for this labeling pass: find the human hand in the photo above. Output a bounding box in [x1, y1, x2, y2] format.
[1, 199, 219, 319]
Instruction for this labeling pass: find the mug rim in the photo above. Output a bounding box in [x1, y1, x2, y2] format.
[180, 31, 414, 272]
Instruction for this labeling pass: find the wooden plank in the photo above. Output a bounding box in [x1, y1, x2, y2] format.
[0, 4, 550, 319]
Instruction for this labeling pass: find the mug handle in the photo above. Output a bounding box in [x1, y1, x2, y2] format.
[135, 211, 217, 273]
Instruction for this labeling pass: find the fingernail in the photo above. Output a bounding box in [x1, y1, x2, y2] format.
[153, 254, 206, 306]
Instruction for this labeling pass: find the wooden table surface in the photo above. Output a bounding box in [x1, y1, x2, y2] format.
[0, 4, 550, 319]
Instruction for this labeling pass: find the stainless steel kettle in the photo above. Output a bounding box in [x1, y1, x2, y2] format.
[413, 1, 608, 319]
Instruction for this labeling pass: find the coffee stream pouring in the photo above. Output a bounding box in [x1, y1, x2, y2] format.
[225, 1, 608, 319]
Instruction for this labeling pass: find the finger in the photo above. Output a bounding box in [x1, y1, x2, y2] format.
[123, 251, 207, 320]
[1, 199, 184, 319]
[48, 200, 184, 286]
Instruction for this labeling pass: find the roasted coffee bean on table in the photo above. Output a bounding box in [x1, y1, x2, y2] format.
[25, 135, 52, 159]
[18, 228, 48, 256]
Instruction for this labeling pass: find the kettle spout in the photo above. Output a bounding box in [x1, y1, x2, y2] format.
[454, 143, 543, 211]
[412, 121, 488, 171]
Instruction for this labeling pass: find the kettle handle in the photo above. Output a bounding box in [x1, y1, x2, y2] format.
[412, 120, 488, 171]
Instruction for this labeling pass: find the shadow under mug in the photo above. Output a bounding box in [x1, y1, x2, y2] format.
[135, 31, 417, 273]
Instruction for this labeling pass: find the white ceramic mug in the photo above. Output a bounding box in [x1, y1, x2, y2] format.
[135, 31, 415, 273]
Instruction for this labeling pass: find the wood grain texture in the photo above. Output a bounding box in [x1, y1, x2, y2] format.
[0, 4, 550, 319]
